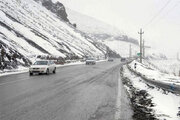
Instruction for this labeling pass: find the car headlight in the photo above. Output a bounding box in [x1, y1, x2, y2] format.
[40, 68, 46, 70]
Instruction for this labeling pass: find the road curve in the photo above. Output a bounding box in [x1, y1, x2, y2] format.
[0, 60, 132, 120]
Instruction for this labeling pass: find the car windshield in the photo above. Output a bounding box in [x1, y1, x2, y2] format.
[33, 61, 48, 65]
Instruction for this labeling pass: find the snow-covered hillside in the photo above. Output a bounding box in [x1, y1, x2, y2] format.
[66, 8, 122, 36]
[101, 38, 138, 58]
[148, 59, 180, 76]
[66, 8, 167, 59]
[0, 0, 167, 71]
[0, 0, 109, 70]
[67, 9, 139, 43]
[102, 38, 168, 58]
[66, 8, 140, 57]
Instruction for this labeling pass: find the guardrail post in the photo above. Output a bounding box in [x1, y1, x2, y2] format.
[170, 83, 175, 91]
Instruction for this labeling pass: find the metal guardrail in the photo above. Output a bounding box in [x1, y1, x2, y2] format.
[127, 64, 180, 94]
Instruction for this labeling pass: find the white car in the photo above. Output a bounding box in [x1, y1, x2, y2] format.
[85, 58, 96, 65]
[29, 60, 56, 76]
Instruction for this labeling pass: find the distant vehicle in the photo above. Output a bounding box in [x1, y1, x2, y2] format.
[29, 60, 56, 76]
[80, 58, 86, 62]
[121, 58, 126, 62]
[108, 58, 114, 62]
[85, 58, 96, 65]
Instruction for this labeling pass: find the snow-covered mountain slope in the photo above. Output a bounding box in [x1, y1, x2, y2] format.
[101, 38, 139, 58]
[0, 0, 108, 69]
[66, 8, 139, 57]
[66, 8, 167, 59]
[0, 0, 166, 71]
[102, 38, 167, 59]
[66, 8, 139, 45]
[66, 8, 121, 37]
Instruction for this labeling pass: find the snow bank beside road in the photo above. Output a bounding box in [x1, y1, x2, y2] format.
[0, 66, 29, 77]
[129, 60, 180, 86]
[149, 59, 180, 76]
[122, 66, 180, 120]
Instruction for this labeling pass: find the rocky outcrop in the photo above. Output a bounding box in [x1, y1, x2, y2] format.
[34, 0, 69, 22]
[0, 40, 31, 70]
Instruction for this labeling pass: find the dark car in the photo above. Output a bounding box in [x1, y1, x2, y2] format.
[108, 58, 114, 62]
[121, 58, 126, 62]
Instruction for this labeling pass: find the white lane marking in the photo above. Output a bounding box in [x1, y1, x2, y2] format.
[115, 72, 122, 120]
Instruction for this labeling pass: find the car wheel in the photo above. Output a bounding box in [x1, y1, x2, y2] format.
[46, 69, 49, 75]
[29, 72, 33, 76]
[53, 68, 56, 74]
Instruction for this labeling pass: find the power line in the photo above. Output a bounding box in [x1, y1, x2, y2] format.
[160, 1, 180, 20]
[148, 1, 180, 29]
[143, 0, 172, 29]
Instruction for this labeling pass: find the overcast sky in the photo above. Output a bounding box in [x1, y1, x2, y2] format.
[54, 0, 180, 58]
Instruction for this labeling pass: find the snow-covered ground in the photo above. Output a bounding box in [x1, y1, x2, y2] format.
[123, 65, 180, 120]
[0, 0, 105, 60]
[149, 59, 180, 76]
[66, 8, 140, 58]
[0, 66, 29, 76]
[129, 60, 180, 86]
[66, 8, 167, 59]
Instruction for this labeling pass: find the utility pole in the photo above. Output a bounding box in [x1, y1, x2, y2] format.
[177, 52, 179, 61]
[143, 40, 145, 58]
[129, 44, 132, 58]
[138, 28, 144, 63]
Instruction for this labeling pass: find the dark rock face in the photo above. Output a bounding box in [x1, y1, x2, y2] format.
[35, 0, 69, 22]
[0, 40, 31, 70]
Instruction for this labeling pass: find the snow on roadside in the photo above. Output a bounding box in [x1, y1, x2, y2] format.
[0, 66, 29, 77]
[148, 59, 180, 76]
[123, 65, 180, 120]
[0, 62, 83, 77]
[0, 0, 105, 59]
[129, 60, 180, 85]
[0, 59, 107, 77]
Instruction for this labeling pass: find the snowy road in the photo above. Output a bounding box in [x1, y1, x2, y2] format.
[0, 60, 132, 120]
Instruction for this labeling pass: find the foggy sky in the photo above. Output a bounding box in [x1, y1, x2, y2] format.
[55, 0, 180, 58]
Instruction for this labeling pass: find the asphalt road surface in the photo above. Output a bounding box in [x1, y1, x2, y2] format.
[0, 60, 132, 120]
